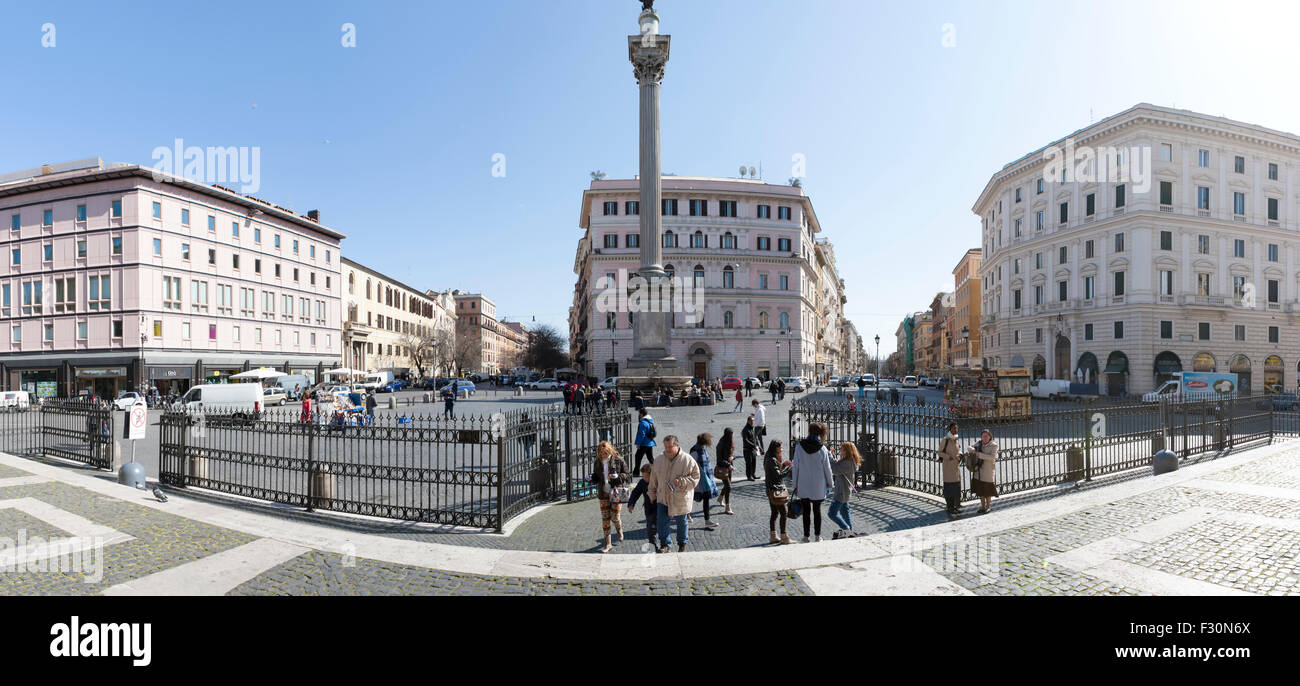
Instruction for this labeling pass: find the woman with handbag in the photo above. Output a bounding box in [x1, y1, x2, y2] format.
[969, 428, 998, 514]
[791, 422, 835, 542]
[715, 428, 736, 515]
[689, 433, 720, 531]
[763, 441, 792, 544]
[592, 440, 629, 553]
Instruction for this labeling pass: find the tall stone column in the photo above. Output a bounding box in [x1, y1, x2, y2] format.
[620, 6, 683, 388]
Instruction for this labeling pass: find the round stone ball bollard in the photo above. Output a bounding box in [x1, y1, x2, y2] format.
[1152, 449, 1178, 475]
[118, 461, 147, 489]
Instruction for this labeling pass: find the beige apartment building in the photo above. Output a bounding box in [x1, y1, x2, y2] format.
[950, 248, 982, 368]
[453, 292, 528, 375]
[341, 258, 455, 378]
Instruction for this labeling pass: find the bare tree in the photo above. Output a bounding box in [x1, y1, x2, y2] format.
[430, 328, 456, 377]
[453, 335, 481, 376]
[400, 329, 436, 379]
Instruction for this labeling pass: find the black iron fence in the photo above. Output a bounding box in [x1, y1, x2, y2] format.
[790, 394, 1298, 502]
[158, 406, 633, 531]
[0, 400, 115, 468]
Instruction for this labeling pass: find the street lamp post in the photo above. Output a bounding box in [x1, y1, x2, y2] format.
[775, 341, 781, 381]
[874, 335, 881, 380]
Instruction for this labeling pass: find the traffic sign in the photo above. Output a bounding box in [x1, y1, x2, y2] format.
[126, 401, 147, 440]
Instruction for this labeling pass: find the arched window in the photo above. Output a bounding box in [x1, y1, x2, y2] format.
[758, 312, 769, 329]
[692, 231, 705, 248]
[722, 266, 734, 288]
[722, 232, 736, 249]
[662, 231, 676, 248]
[779, 312, 789, 330]
[723, 311, 733, 328]
[693, 265, 705, 289]
[606, 312, 616, 329]
[365, 279, 371, 298]
[348, 273, 355, 294]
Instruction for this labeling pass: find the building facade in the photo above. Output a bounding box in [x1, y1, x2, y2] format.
[453, 292, 527, 375]
[571, 177, 830, 382]
[975, 103, 1300, 395]
[341, 258, 455, 378]
[0, 159, 342, 398]
[949, 248, 982, 368]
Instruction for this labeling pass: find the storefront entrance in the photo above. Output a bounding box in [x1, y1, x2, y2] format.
[74, 366, 128, 400]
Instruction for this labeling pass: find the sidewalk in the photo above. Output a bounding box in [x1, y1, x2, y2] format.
[2, 438, 1299, 595]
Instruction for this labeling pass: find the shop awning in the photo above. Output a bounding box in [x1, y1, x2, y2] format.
[1103, 356, 1128, 374]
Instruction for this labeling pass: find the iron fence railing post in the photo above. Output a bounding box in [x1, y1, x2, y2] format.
[496, 435, 505, 533]
[564, 414, 574, 502]
[305, 421, 316, 512]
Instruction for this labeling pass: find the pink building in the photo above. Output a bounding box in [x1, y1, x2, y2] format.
[0, 159, 343, 399]
[571, 177, 822, 381]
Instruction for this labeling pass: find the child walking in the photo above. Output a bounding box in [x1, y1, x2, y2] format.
[626, 464, 658, 550]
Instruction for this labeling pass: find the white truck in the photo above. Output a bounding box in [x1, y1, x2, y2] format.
[1029, 378, 1072, 400]
[362, 371, 394, 391]
[1142, 372, 1239, 403]
[178, 383, 263, 417]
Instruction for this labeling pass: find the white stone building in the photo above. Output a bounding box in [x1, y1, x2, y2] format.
[974, 103, 1300, 396]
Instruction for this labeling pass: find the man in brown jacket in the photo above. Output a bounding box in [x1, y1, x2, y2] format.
[648, 435, 700, 553]
[938, 422, 963, 518]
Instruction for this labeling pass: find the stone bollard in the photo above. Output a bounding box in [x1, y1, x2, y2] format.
[423, 392, 431, 403]
[388, 397, 396, 409]
[1152, 449, 1178, 475]
[1065, 446, 1085, 481]
[117, 461, 147, 488]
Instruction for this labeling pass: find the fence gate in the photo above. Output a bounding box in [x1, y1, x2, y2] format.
[40, 400, 115, 469]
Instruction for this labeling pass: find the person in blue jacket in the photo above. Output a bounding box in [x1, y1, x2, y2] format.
[633, 407, 656, 472]
[690, 433, 719, 531]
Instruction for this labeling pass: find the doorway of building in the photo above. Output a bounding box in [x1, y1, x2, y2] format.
[1054, 335, 1071, 379]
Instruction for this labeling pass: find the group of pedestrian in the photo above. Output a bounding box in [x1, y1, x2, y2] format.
[594, 392, 1002, 553]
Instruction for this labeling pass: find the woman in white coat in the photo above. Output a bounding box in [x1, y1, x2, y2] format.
[791, 422, 835, 542]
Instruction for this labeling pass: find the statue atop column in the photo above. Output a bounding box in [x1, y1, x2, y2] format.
[641, 0, 655, 11]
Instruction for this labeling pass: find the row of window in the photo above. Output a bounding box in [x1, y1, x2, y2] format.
[138, 320, 331, 348]
[602, 199, 793, 220]
[144, 201, 332, 261]
[0, 276, 112, 317]
[1007, 321, 1280, 346]
[160, 275, 329, 324]
[10, 201, 333, 262]
[8, 319, 124, 343]
[601, 230, 794, 251]
[605, 309, 792, 330]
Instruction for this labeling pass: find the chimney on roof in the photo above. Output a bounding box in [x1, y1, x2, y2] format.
[307, 209, 320, 222]
[40, 164, 53, 175]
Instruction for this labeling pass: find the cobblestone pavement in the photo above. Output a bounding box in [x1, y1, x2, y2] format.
[228, 550, 811, 596]
[1123, 518, 1300, 595]
[0, 479, 257, 595]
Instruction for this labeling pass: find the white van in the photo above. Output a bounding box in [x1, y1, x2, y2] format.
[1029, 378, 1072, 400]
[179, 383, 263, 416]
[0, 390, 31, 411]
[362, 371, 393, 391]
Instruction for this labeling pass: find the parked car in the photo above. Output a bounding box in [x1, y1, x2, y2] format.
[861, 373, 877, 386]
[902, 375, 919, 388]
[530, 378, 561, 390]
[438, 380, 476, 394]
[780, 377, 806, 392]
[745, 377, 762, 389]
[262, 387, 288, 406]
[720, 376, 743, 390]
[599, 377, 620, 390]
[827, 376, 842, 387]
[113, 391, 145, 411]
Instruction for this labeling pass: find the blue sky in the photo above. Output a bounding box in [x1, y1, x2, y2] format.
[2, 0, 1297, 355]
